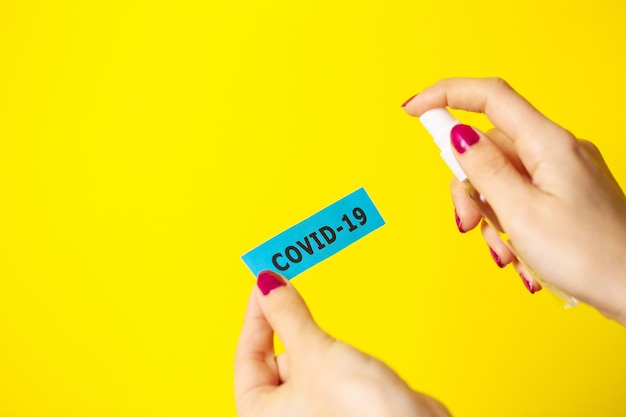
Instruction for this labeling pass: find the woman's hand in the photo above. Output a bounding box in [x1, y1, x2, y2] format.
[403, 77, 626, 325]
[235, 270, 451, 417]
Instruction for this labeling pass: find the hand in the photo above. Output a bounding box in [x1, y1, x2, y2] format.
[403, 78, 626, 325]
[234, 270, 451, 417]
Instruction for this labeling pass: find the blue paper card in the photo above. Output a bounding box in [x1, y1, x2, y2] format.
[241, 187, 385, 279]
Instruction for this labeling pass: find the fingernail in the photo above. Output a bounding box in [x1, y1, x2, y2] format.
[520, 273, 538, 294]
[489, 247, 504, 268]
[257, 270, 286, 296]
[455, 209, 465, 233]
[450, 124, 480, 154]
[401, 93, 418, 107]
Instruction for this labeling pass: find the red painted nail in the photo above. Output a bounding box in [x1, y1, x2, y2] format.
[257, 270, 286, 296]
[450, 124, 480, 154]
[489, 247, 504, 268]
[401, 93, 418, 107]
[520, 273, 537, 294]
[455, 209, 465, 233]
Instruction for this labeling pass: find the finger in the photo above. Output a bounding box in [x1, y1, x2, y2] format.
[234, 289, 279, 403]
[405, 77, 563, 142]
[512, 260, 542, 295]
[451, 128, 529, 234]
[480, 220, 516, 268]
[256, 270, 329, 355]
[449, 124, 534, 222]
[404, 77, 576, 177]
[485, 129, 528, 177]
[450, 178, 481, 233]
[276, 353, 290, 383]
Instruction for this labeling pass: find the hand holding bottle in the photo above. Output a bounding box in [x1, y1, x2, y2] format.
[403, 78, 626, 325]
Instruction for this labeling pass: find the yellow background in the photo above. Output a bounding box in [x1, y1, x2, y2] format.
[1, 1, 626, 416]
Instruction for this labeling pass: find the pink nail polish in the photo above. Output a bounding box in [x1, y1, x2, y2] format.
[520, 273, 536, 294]
[455, 209, 464, 233]
[257, 270, 286, 295]
[401, 93, 418, 107]
[450, 124, 480, 154]
[489, 247, 504, 268]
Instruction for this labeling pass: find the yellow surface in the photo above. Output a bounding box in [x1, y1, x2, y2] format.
[1, 1, 626, 416]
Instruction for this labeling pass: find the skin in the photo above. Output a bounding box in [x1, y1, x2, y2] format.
[235, 277, 451, 417]
[404, 77, 626, 325]
[234, 77, 626, 417]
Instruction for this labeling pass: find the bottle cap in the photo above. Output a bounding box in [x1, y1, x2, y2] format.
[419, 108, 468, 182]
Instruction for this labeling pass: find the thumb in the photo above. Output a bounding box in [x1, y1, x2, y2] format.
[255, 270, 328, 353]
[450, 124, 533, 219]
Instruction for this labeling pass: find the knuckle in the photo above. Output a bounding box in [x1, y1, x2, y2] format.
[578, 138, 602, 157]
[553, 131, 584, 156]
[486, 77, 513, 93]
[438, 77, 455, 86]
[578, 138, 598, 151]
